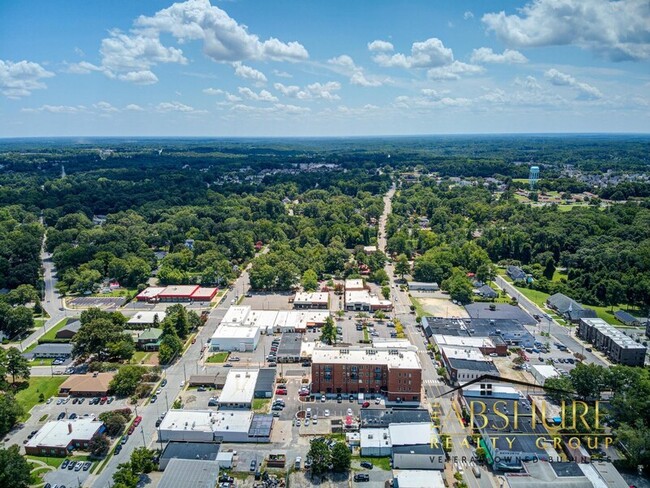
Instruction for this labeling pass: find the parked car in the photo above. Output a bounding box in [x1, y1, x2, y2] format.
[249, 460, 257, 472]
[133, 416, 142, 426]
[150, 395, 157, 403]
[120, 436, 128, 445]
[83, 462, 91, 471]
[161, 379, 167, 387]
[324, 409, 330, 417]
[354, 473, 370, 482]
[57, 412, 66, 420]
[321, 395, 326, 402]
[347, 408, 353, 416]
[337, 394, 342, 403]
[155, 419, 163, 427]
[68, 413, 77, 419]
[197, 386, 206, 392]
[61, 460, 69, 469]
[114, 444, 122, 454]
[275, 389, 287, 395]
[362, 401, 370, 408]
[349, 395, 354, 402]
[360, 461, 374, 469]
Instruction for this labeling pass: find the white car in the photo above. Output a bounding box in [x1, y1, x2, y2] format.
[374, 398, 381, 405]
[306, 407, 312, 417]
[294, 419, 301, 427]
[313, 418, 318, 425]
[321, 395, 326, 402]
[313, 414, 318, 421]
[304, 418, 310, 426]
[180, 381, 185, 387]
[346, 408, 353, 416]
[324, 409, 330, 417]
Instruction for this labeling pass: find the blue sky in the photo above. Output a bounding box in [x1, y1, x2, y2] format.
[1, 0, 649, 137]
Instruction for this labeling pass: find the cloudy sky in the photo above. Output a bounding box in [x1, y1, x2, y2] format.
[1, 0, 649, 137]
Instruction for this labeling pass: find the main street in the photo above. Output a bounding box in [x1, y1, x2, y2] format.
[89, 261, 255, 487]
[378, 183, 492, 488]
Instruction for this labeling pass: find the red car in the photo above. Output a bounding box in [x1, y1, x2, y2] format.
[128, 425, 135, 435]
[275, 389, 287, 395]
[133, 416, 142, 426]
[362, 401, 370, 408]
[298, 391, 310, 397]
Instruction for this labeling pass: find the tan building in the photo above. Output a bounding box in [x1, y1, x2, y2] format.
[59, 372, 115, 397]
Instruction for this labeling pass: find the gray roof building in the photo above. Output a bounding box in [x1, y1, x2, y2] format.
[24, 343, 73, 359]
[547, 293, 597, 322]
[158, 458, 220, 488]
[360, 408, 431, 428]
[276, 332, 303, 362]
[614, 310, 641, 326]
[55, 320, 82, 339]
[578, 318, 646, 367]
[475, 284, 498, 299]
[507, 265, 526, 281]
[159, 441, 220, 470]
[465, 303, 536, 325]
[254, 368, 276, 398]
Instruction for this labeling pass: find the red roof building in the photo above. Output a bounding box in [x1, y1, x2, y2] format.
[191, 287, 218, 301]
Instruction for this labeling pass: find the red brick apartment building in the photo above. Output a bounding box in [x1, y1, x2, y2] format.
[311, 347, 422, 402]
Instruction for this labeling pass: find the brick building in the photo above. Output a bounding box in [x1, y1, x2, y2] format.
[311, 347, 422, 402]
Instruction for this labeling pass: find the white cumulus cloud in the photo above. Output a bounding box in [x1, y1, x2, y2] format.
[274, 81, 341, 100]
[0, 59, 54, 98]
[372, 38, 454, 68]
[427, 61, 484, 80]
[233, 62, 267, 84]
[238, 87, 279, 102]
[367, 40, 394, 52]
[544, 68, 603, 99]
[482, 0, 650, 61]
[470, 47, 528, 64]
[328, 55, 384, 87]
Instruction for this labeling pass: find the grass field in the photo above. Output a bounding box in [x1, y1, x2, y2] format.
[206, 352, 229, 363]
[15, 377, 67, 420]
[252, 398, 270, 412]
[26, 455, 63, 469]
[409, 296, 427, 317]
[39, 318, 70, 342]
[353, 456, 392, 471]
[130, 351, 151, 364]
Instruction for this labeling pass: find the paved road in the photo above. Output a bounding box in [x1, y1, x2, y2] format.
[378, 183, 493, 488]
[89, 262, 255, 487]
[494, 276, 608, 367]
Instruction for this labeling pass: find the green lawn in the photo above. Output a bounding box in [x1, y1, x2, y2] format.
[39, 318, 71, 342]
[15, 377, 67, 420]
[353, 456, 392, 471]
[206, 352, 229, 363]
[26, 455, 64, 469]
[130, 351, 150, 364]
[252, 398, 271, 412]
[363, 327, 369, 342]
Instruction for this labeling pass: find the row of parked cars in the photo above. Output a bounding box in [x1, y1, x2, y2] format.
[60, 459, 92, 471]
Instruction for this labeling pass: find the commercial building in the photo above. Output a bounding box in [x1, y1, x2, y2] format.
[135, 285, 218, 303]
[210, 305, 330, 335]
[158, 459, 220, 488]
[219, 369, 258, 409]
[392, 470, 445, 488]
[577, 318, 646, 366]
[614, 310, 641, 326]
[25, 418, 105, 456]
[292, 292, 329, 309]
[273, 310, 330, 333]
[547, 293, 598, 322]
[54, 319, 81, 340]
[345, 279, 365, 291]
[209, 324, 261, 352]
[58, 372, 115, 397]
[126, 311, 167, 329]
[24, 343, 73, 359]
[422, 316, 535, 348]
[311, 346, 422, 402]
[136, 328, 163, 351]
[188, 371, 228, 389]
[345, 290, 392, 312]
[530, 365, 559, 386]
[158, 410, 272, 443]
[254, 368, 276, 398]
[276, 332, 304, 363]
[464, 303, 536, 326]
[159, 441, 220, 470]
[439, 346, 500, 384]
[360, 408, 431, 428]
[432, 334, 506, 356]
[407, 281, 439, 292]
[503, 460, 629, 488]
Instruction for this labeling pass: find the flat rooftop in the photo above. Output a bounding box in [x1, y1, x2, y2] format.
[311, 346, 421, 370]
[277, 332, 303, 356]
[346, 290, 391, 306]
[465, 303, 536, 325]
[159, 285, 200, 296]
[388, 422, 434, 446]
[393, 470, 445, 488]
[221, 305, 251, 324]
[440, 345, 489, 361]
[360, 408, 431, 428]
[160, 441, 220, 462]
[158, 459, 219, 488]
[127, 311, 167, 324]
[27, 418, 103, 448]
[345, 279, 365, 290]
[220, 369, 259, 404]
[433, 335, 496, 348]
[448, 357, 499, 373]
[160, 409, 254, 434]
[211, 323, 259, 340]
[293, 292, 328, 303]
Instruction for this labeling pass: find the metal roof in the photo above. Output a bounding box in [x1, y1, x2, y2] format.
[158, 459, 220, 488]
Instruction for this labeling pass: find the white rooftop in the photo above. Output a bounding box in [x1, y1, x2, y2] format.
[220, 369, 259, 405]
[26, 418, 103, 448]
[211, 324, 260, 340]
[311, 346, 421, 370]
[221, 306, 251, 324]
[293, 292, 328, 304]
[137, 287, 165, 298]
[388, 422, 435, 446]
[345, 279, 365, 290]
[363, 246, 378, 253]
[432, 334, 495, 349]
[346, 290, 391, 307]
[371, 339, 418, 352]
[360, 427, 390, 449]
[245, 309, 278, 327]
[531, 364, 560, 380]
[159, 409, 253, 434]
[440, 345, 490, 362]
[393, 470, 445, 488]
[127, 311, 167, 324]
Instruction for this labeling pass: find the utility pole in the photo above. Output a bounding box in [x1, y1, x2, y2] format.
[140, 425, 146, 447]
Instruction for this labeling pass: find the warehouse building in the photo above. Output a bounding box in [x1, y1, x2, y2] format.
[158, 459, 220, 488]
[422, 317, 535, 348]
[219, 369, 258, 409]
[210, 305, 330, 335]
[407, 281, 439, 292]
[432, 334, 507, 356]
[254, 368, 276, 398]
[439, 346, 499, 384]
[158, 410, 272, 443]
[578, 318, 646, 366]
[24, 343, 73, 359]
[159, 441, 220, 470]
[311, 346, 422, 402]
[530, 365, 560, 386]
[135, 285, 218, 303]
[345, 290, 392, 312]
[25, 418, 105, 456]
[209, 324, 261, 352]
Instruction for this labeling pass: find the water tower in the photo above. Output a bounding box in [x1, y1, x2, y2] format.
[529, 166, 539, 190]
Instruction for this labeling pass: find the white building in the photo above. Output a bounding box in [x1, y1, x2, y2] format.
[292, 292, 329, 309]
[360, 428, 391, 457]
[158, 410, 271, 443]
[392, 470, 445, 488]
[345, 290, 392, 312]
[530, 365, 560, 386]
[407, 281, 439, 292]
[209, 324, 261, 352]
[219, 369, 259, 409]
[345, 279, 365, 290]
[126, 311, 167, 329]
[211, 305, 330, 336]
[25, 418, 105, 456]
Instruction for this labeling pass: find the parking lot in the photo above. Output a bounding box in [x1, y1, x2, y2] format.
[43, 458, 94, 488]
[67, 297, 126, 309]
